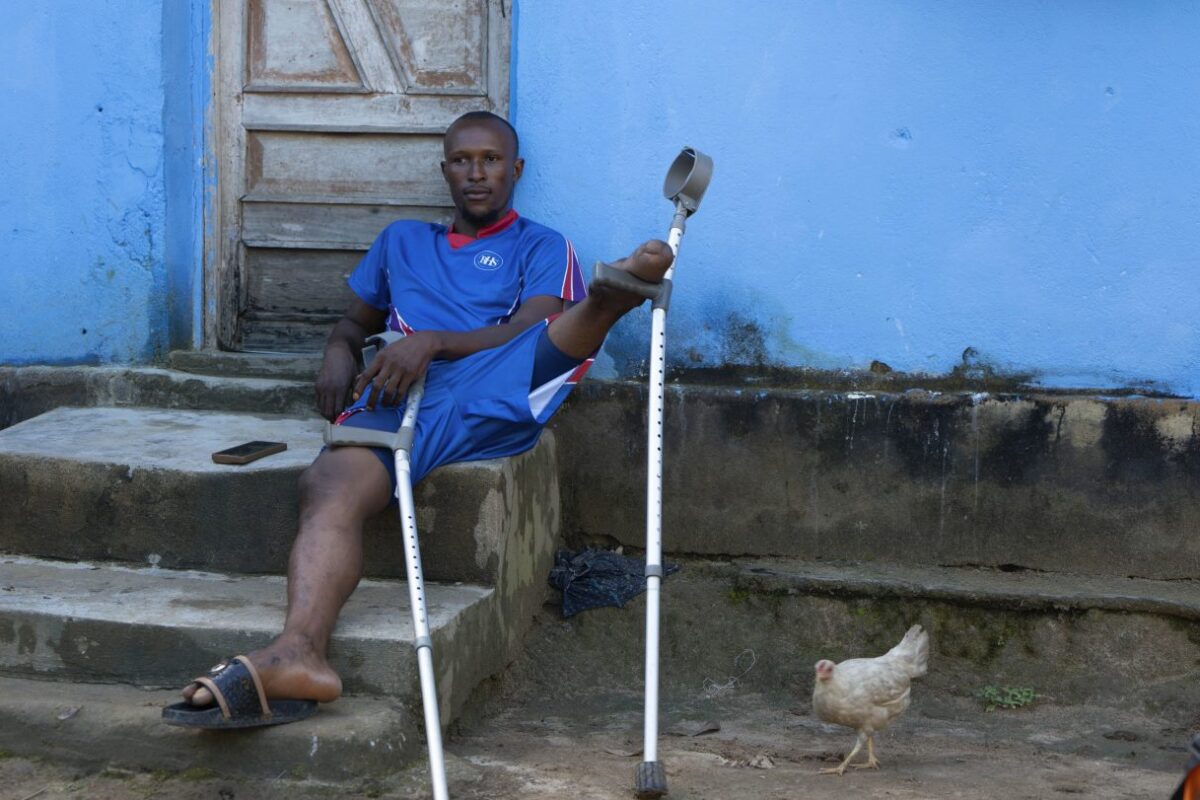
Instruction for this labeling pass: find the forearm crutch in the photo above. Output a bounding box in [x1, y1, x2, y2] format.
[324, 332, 449, 800]
[593, 147, 713, 799]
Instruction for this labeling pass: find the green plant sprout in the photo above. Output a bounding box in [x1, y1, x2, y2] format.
[978, 685, 1037, 711]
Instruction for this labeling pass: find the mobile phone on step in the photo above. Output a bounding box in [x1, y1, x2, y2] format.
[211, 441, 287, 465]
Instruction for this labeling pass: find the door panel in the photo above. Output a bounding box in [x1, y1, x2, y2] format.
[244, 131, 446, 201]
[368, 0, 487, 93]
[211, 0, 510, 352]
[246, 248, 361, 316]
[240, 201, 448, 250]
[247, 0, 366, 93]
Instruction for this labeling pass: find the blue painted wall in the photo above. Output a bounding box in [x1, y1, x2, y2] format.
[513, 1, 1200, 397]
[163, 0, 212, 352]
[0, 1, 206, 365]
[3, 1, 1196, 397]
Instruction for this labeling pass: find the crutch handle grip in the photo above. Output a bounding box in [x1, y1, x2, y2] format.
[361, 330, 406, 369]
[590, 262, 673, 311]
[324, 422, 403, 451]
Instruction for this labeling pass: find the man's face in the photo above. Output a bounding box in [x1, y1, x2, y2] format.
[440, 120, 523, 230]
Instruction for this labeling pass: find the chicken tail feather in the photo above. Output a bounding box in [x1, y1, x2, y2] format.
[887, 624, 930, 678]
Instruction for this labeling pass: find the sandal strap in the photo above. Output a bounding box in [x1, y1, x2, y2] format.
[192, 675, 231, 720]
[188, 656, 271, 720]
[232, 655, 272, 718]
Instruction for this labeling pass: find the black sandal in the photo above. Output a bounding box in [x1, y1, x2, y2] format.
[161, 655, 318, 730]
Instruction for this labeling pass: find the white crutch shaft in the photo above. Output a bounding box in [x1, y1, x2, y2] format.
[642, 578, 662, 760]
[395, 377, 449, 800]
[641, 216, 685, 763]
[645, 219, 683, 566]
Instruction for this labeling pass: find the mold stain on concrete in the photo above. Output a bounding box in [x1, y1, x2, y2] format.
[1164, 409, 1200, 478]
[886, 400, 961, 481]
[981, 401, 1055, 486]
[1102, 405, 1169, 481]
[716, 389, 765, 439]
[17, 623, 36, 655]
[719, 311, 769, 367]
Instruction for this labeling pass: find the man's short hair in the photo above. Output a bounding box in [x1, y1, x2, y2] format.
[447, 111, 520, 156]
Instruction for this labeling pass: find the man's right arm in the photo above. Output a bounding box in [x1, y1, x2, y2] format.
[315, 298, 388, 421]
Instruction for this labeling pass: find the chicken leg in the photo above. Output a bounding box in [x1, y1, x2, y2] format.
[821, 731, 868, 776]
[850, 735, 881, 770]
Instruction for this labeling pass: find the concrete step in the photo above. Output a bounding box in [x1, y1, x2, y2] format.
[712, 556, 1200, 708]
[554, 382, 1200, 579]
[169, 349, 323, 382]
[3, 555, 1198, 787]
[0, 364, 316, 431]
[0, 406, 561, 584]
[0, 674, 433, 783]
[8, 364, 1200, 581]
[525, 555, 1200, 713]
[0, 556, 494, 703]
[726, 557, 1200, 620]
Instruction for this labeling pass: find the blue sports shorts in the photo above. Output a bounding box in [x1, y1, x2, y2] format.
[332, 319, 591, 490]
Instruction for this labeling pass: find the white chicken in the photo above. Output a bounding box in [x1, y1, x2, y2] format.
[811, 624, 930, 775]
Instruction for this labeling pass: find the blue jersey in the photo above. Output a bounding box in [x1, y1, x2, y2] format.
[335, 210, 592, 487]
[347, 210, 587, 334]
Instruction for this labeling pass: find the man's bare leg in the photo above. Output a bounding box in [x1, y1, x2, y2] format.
[183, 446, 391, 706]
[547, 239, 675, 359]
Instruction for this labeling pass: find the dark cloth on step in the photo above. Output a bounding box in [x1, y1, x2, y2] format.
[547, 547, 679, 618]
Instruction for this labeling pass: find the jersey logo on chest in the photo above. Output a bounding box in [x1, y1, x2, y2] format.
[474, 250, 504, 271]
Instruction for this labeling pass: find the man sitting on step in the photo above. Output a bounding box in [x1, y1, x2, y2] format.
[165, 111, 674, 728]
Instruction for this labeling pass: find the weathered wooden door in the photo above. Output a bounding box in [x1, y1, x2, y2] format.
[210, 0, 510, 352]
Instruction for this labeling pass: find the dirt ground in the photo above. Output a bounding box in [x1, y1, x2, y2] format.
[2, 688, 1188, 800]
[4, 588, 1195, 800]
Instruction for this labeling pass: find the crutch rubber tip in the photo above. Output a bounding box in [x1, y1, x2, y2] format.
[634, 761, 668, 798]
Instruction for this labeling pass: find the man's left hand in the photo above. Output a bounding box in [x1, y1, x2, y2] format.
[353, 331, 442, 409]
